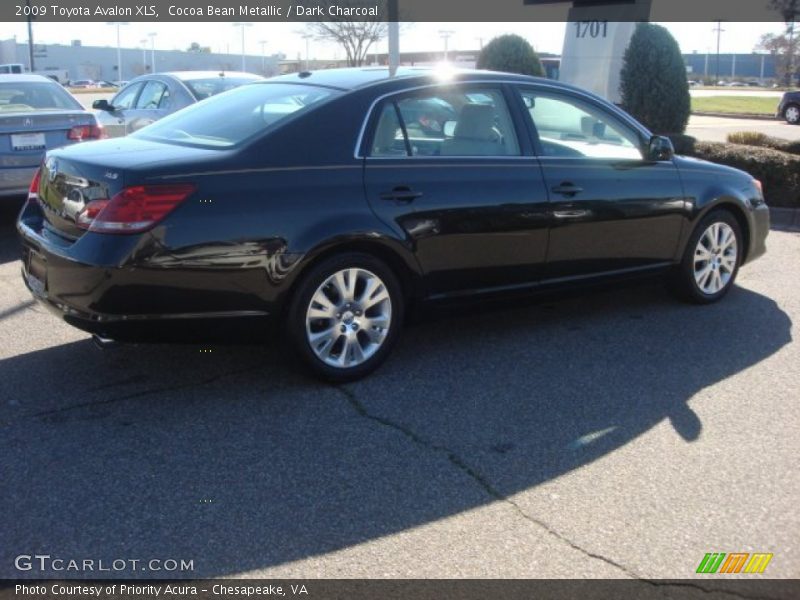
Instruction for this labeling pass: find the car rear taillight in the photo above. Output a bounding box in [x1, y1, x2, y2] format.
[68, 125, 106, 140]
[28, 168, 41, 202]
[76, 184, 196, 233]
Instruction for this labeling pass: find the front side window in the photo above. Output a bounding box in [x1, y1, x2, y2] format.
[369, 87, 520, 157]
[135, 81, 168, 109]
[521, 90, 642, 160]
[112, 83, 142, 110]
[133, 83, 339, 148]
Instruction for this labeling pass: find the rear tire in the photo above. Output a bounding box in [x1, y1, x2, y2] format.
[785, 104, 800, 125]
[287, 253, 404, 382]
[670, 209, 743, 304]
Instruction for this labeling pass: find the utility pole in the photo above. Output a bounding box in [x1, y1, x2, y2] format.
[26, 0, 35, 72]
[140, 39, 148, 72]
[388, 0, 399, 76]
[439, 29, 455, 62]
[301, 33, 312, 70]
[712, 20, 724, 84]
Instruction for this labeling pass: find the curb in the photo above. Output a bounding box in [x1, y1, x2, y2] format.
[770, 207, 800, 231]
[692, 111, 779, 121]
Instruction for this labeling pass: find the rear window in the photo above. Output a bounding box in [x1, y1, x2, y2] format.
[183, 77, 261, 100]
[133, 83, 339, 148]
[0, 82, 81, 112]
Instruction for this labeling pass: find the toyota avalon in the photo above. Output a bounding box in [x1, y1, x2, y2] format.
[17, 68, 769, 381]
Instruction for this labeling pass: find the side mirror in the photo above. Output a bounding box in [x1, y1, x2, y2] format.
[92, 99, 113, 111]
[443, 120, 457, 137]
[648, 135, 674, 161]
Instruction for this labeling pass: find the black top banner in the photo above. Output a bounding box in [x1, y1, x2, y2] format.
[1, 0, 796, 22]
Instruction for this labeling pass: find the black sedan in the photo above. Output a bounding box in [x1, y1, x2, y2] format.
[18, 68, 769, 381]
[777, 90, 799, 124]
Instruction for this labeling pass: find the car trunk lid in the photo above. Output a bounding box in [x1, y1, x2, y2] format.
[0, 110, 95, 169]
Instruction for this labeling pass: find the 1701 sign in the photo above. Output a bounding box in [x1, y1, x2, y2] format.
[574, 20, 609, 38]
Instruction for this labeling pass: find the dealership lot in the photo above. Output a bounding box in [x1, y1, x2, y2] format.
[0, 196, 797, 579]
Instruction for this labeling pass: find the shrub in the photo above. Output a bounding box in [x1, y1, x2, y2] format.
[693, 142, 800, 208]
[726, 131, 800, 156]
[620, 23, 691, 134]
[476, 34, 544, 77]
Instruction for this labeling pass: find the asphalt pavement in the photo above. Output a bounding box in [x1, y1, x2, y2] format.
[0, 199, 797, 580]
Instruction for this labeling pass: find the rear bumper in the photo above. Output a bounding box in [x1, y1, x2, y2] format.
[0, 165, 37, 197]
[17, 207, 275, 342]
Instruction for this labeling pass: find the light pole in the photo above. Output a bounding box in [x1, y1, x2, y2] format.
[712, 20, 725, 84]
[148, 32, 157, 74]
[107, 22, 129, 82]
[140, 39, 148, 73]
[301, 33, 313, 71]
[233, 22, 253, 72]
[259, 39, 268, 74]
[439, 29, 455, 62]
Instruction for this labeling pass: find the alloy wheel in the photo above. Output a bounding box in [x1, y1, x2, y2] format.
[305, 268, 392, 368]
[693, 222, 738, 295]
[786, 105, 800, 124]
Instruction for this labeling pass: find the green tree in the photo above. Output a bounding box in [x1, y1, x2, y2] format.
[619, 23, 690, 134]
[476, 34, 544, 77]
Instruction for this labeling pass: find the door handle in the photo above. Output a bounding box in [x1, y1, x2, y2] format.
[553, 209, 590, 219]
[380, 186, 423, 202]
[551, 182, 584, 196]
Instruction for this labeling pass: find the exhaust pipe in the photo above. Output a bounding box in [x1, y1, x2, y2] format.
[92, 334, 118, 350]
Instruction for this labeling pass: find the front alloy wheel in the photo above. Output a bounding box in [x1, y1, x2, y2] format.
[693, 222, 738, 295]
[288, 253, 403, 381]
[785, 104, 800, 125]
[672, 209, 742, 304]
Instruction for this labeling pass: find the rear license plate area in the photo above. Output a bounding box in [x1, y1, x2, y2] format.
[26, 249, 47, 296]
[11, 132, 46, 151]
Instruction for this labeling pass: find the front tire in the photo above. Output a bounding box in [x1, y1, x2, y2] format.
[671, 209, 743, 304]
[287, 253, 404, 382]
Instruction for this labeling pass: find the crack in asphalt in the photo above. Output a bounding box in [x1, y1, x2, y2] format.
[24, 364, 264, 421]
[339, 385, 782, 600]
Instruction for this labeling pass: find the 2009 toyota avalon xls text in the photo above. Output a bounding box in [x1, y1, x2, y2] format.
[17, 68, 769, 381]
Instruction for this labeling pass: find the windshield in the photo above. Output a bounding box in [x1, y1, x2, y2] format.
[133, 83, 339, 148]
[0, 82, 82, 112]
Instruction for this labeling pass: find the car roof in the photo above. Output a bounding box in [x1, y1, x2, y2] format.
[0, 73, 58, 84]
[268, 66, 580, 94]
[166, 71, 264, 81]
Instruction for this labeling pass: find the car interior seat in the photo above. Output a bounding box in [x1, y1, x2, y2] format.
[441, 103, 504, 156]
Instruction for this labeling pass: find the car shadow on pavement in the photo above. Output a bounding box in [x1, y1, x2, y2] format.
[0, 198, 24, 266]
[0, 281, 792, 578]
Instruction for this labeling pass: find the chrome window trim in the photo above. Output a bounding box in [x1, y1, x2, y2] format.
[353, 79, 652, 160]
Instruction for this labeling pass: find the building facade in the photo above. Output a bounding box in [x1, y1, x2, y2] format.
[0, 38, 281, 82]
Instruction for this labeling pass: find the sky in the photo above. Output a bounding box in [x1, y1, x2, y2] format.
[0, 21, 788, 60]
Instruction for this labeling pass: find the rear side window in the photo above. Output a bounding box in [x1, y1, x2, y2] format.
[369, 87, 520, 158]
[133, 83, 339, 148]
[0, 82, 81, 112]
